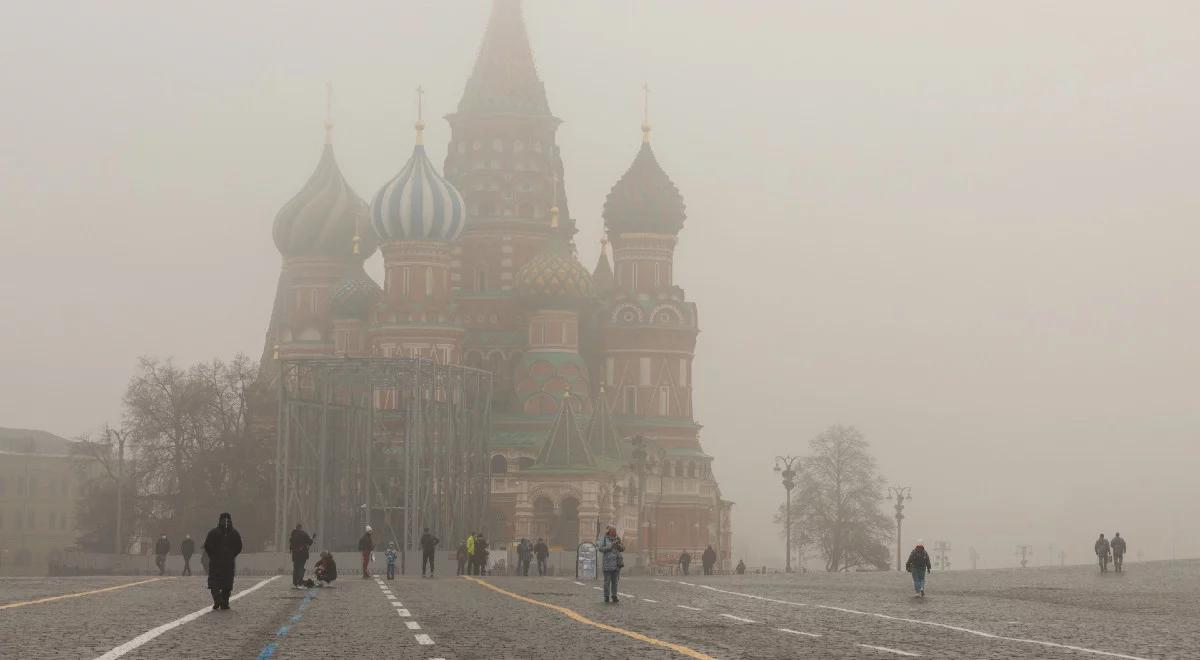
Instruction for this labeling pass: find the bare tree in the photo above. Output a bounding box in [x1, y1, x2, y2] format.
[792, 425, 893, 572]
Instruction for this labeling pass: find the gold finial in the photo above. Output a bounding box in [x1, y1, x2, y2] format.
[415, 85, 426, 145]
[324, 81, 334, 145]
[272, 344, 280, 360]
[352, 231, 361, 255]
[549, 172, 560, 228]
[641, 82, 651, 143]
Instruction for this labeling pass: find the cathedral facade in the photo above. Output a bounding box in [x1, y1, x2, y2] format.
[265, 0, 731, 570]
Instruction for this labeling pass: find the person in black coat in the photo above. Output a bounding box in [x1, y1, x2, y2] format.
[534, 538, 550, 576]
[419, 528, 440, 578]
[679, 549, 692, 576]
[288, 523, 314, 588]
[701, 545, 717, 575]
[180, 534, 195, 576]
[154, 535, 171, 575]
[203, 512, 242, 610]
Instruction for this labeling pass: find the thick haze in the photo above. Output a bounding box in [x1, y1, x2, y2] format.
[2, 1, 1198, 569]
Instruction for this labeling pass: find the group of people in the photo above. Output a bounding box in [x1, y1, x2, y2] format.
[286, 522, 339, 588]
[1095, 533, 1128, 573]
[514, 537, 551, 575]
[456, 532, 491, 575]
[152, 533, 198, 576]
[676, 545, 720, 576]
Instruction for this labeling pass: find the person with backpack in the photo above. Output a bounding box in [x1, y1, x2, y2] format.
[906, 540, 933, 597]
[597, 526, 625, 603]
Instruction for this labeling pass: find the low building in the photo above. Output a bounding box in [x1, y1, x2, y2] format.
[0, 428, 90, 573]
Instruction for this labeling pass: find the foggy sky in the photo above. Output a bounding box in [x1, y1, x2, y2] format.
[2, 1, 1198, 569]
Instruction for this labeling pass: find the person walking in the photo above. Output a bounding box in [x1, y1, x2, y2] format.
[420, 528, 440, 578]
[701, 545, 717, 575]
[288, 523, 314, 589]
[678, 549, 692, 576]
[1095, 533, 1111, 573]
[906, 540, 932, 597]
[466, 532, 477, 575]
[180, 534, 195, 576]
[517, 538, 533, 576]
[1111, 532, 1127, 573]
[456, 541, 468, 575]
[534, 537, 549, 576]
[597, 526, 625, 603]
[358, 526, 375, 579]
[154, 534, 171, 576]
[203, 512, 242, 610]
[385, 541, 398, 580]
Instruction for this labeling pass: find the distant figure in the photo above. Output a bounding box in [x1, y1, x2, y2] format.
[735, 559, 746, 575]
[534, 538, 550, 576]
[906, 540, 932, 597]
[701, 545, 717, 575]
[1095, 533, 1111, 573]
[1111, 533, 1127, 573]
[288, 523, 313, 589]
[154, 534, 171, 576]
[314, 551, 338, 587]
[180, 534, 195, 576]
[358, 526, 375, 579]
[385, 541, 398, 580]
[476, 534, 489, 576]
[456, 541, 468, 575]
[203, 512, 242, 610]
[420, 528, 440, 578]
[597, 526, 625, 603]
[678, 549, 692, 576]
[517, 538, 533, 576]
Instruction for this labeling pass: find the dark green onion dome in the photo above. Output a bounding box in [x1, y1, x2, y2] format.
[602, 141, 686, 236]
[514, 222, 594, 303]
[273, 142, 377, 261]
[330, 269, 382, 320]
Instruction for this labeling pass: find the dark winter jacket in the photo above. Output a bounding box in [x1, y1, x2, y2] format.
[906, 546, 932, 573]
[534, 541, 549, 559]
[289, 528, 314, 559]
[1111, 536, 1127, 556]
[702, 546, 717, 567]
[420, 532, 440, 554]
[180, 538, 195, 558]
[598, 534, 624, 572]
[679, 551, 692, 566]
[358, 532, 374, 553]
[204, 513, 243, 588]
[154, 537, 170, 556]
[315, 554, 338, 583]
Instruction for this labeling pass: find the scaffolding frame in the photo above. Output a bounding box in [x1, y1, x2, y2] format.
[274, 357, 492, 566]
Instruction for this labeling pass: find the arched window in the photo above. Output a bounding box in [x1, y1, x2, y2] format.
[491, 454, 508, 474]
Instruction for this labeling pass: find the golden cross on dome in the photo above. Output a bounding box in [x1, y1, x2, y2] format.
[324, 81, 334, 145]
[641, 82, 651, 143]
[415, 85, 426, 144]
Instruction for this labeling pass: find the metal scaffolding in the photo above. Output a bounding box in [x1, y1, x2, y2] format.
[274, 357, 492, 563]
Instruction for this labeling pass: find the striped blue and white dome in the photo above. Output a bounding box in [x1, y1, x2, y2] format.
[371, 143, 465, 243]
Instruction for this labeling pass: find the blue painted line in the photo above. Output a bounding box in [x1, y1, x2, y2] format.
[256, 589, 319, 659]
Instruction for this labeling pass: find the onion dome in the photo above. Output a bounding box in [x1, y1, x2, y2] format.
[602, 140, 686, 236]
[331, 269, 382, 320]
[514, 212, 594, 302]
[273, 139, 376, 261]
[371, 122, 466, 243]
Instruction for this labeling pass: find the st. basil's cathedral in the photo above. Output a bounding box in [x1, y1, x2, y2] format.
[264, 0, 732, 570]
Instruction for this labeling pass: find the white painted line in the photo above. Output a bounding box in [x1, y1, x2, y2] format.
[692, 584, 1149, 660]
[415, 634, 435, 645]
[618, 592, 635, 598]
[93, 576, 280, 660]
[858, 643, 920, 657]
[592, 586, 602, 591]
[719, 613, 756, 623]
[677, 605, 702, 611]
[396, 609, 412, 617]
[391, 601, 406, 607]
[405, 621, 421, 630]
[678, 581, 694, 586]
[386, 595, 396, 600]
[573, 581, 585, 586]
[642, 599, 658, 603]
[654, 578, 671, 582]
[777, 628, 821, 638]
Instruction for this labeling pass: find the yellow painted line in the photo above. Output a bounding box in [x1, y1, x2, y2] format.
[0, 577, 169, 610]
[464, 576, 716, 660]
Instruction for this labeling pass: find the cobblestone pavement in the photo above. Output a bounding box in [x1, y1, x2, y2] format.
[2, 560, 1196, 658]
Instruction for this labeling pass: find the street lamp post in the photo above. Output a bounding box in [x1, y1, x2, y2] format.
[629, 435, 648, 570]
[888, 486, 912, 572]
[773, 456, 801, 573]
